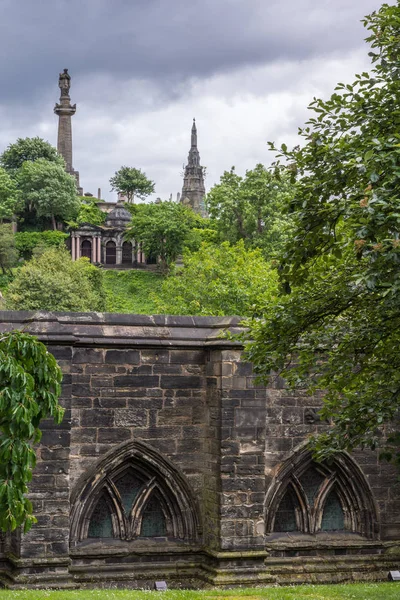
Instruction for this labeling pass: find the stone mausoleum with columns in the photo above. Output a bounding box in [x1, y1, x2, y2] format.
[54, 69, 206, 266]
[70, 205, 148, 267]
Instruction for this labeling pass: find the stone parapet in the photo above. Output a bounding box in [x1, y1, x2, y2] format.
[0, 311, 399, 588]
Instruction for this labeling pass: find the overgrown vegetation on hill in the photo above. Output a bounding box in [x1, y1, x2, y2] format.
[156, 241, 279, 316]
[103, 270, 161, 314]
[6, 247, 106, 312]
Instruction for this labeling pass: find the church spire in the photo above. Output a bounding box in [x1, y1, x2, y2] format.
[181, 119, 206, 216]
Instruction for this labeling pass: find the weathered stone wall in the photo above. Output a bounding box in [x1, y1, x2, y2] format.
[0, 311, 399, 589]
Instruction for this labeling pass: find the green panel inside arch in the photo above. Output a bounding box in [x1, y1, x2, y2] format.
[140, 495, 167, 537]
[114, 471, 144, 516]
[299, 468, 325, 506]
[321, 490, 345, 531]
[88, 495, 114, 538]
[273, 488, 298, 532]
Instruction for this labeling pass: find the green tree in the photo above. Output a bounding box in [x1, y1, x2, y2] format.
[206, 164, 294, 256]
[156, 240, 279, 316]
[125, 201, 197, 272]
[109, 166, 155, 203]
[0, 137, 64, 176]
[243, 1, 400, 465]
[0, 224, 18, 275]
[0, 167, 20, 222]
[0, 331, 63, 532]
[206, 168, 245, 242]
[17, 159, 79, 230]
[6, 246, 106, 312]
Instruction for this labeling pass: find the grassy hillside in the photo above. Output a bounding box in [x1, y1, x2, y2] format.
[104, 269, 162, 314]
[0, 269, 163, 314]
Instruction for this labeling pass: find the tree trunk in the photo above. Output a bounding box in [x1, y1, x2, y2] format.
[236, 213, 247, 239]
[51, 214, 57, 230]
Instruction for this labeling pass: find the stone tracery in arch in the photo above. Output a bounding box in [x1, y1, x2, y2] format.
[70, 441, 201, 546]
[266, 449, 379, 539]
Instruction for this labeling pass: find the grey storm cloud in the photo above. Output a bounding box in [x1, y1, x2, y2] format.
[0, 0, 385, 201]
[0, 0, 379, 105]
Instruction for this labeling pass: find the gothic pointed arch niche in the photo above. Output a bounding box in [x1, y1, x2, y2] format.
[70, 440, 201, 547]
[265, 448, 379, 539]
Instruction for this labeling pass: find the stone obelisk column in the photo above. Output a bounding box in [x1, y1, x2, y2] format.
[54, 68, 81, 190]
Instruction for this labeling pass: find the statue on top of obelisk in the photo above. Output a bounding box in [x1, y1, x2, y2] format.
[54, 69, 81, 191]
[58, 68, 71, 98]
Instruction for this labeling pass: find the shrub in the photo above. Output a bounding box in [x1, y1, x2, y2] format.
[14, 230, 68, 260]
[6, 246, 106, 312]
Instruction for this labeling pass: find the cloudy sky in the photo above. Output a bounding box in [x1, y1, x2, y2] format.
[0, 0, 381, 202]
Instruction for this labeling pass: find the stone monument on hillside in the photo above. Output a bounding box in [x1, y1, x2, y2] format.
[181, 119, 206, 216]
[54, 68, 81, 192]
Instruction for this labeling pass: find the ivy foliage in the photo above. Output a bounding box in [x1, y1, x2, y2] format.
[243, 2, 400, 466]
[66, 197, 106, 229]
[0, 332, 63, 532]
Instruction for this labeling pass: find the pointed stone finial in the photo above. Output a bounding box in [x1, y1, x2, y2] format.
[191, 118, 197, 148]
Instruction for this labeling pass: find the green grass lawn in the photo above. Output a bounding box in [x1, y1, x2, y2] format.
[103, 270, 162, 314]
[0, 584, 397, 600]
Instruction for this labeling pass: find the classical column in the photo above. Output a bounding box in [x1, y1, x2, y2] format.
[71, 234, 76, 261]
[54, 69, 80, 188]
[97, 237, 101, 264]
[92, 236, 97, 263]
[76, 236, 81, 259]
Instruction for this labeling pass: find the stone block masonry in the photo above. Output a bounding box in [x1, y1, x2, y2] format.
[0, 311, 399, 589]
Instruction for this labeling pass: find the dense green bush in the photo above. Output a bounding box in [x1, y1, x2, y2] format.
[156, 240, 279, 316]
[14, 230, 68, 260]
[6, 247, 106, 312]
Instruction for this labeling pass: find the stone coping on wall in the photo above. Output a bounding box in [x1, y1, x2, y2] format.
[0, 311, 245, 348]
